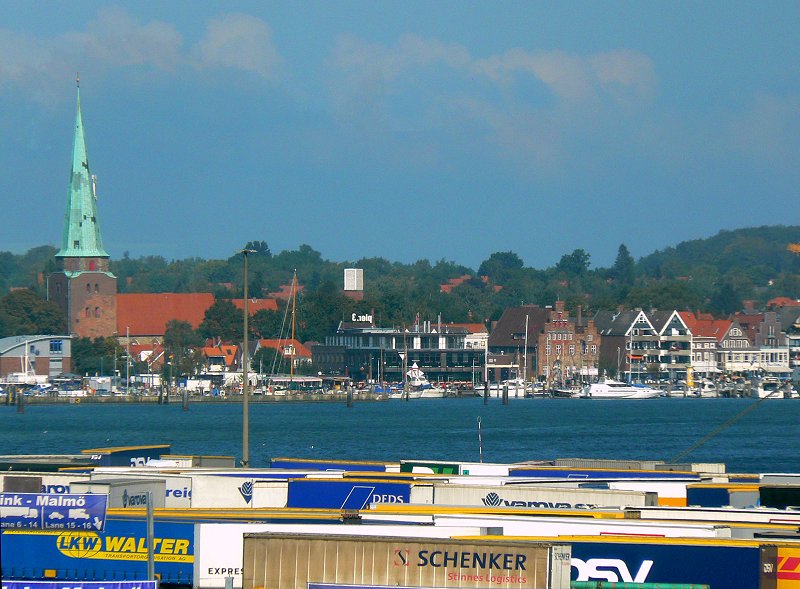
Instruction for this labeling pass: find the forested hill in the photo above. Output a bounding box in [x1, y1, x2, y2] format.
[636, 225, 800, 280]
[1, 226, 799, 332]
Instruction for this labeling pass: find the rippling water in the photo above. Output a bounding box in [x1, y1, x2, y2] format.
[1, 397, 797, 473]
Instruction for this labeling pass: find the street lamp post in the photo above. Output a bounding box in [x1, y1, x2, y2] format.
[240, 248, 256, 467]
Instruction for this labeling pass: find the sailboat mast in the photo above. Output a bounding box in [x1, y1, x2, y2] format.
[523, 314, 529, 383]
[290, 271, 297, 385]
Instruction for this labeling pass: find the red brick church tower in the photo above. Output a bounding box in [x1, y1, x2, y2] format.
[48, 78, 117, 337]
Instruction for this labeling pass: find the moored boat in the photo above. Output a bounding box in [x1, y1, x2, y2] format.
[581, 378, 662, 399]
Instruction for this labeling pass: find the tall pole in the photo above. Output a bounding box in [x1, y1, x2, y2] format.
[126, 326, 130, 391]
[241, 248, 256, 467]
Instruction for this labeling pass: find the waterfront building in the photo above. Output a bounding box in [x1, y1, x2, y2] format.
[595, 309, 691, 382]
[679, 312, 726, 380]
[0, 335, 71, 381]
[317, 316, 485, 383]
[536, 302, 600, 387]
[47, 81, 117, 338]
[488, 305, 548, 383]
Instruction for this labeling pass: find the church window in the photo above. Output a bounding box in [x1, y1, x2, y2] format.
[86, 283, 91, 292]
[85, 307, 90, 318]
[94, 307, 100, 318]
[94, 283, 99, 293]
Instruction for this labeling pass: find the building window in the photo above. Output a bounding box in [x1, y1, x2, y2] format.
[86, 283, 91, 292]
[55, 283, 61, 295]
[94, 283, 99, 293]
[85, 307, 90, 318]
[545, 345, 551, 355]
[94, 307, 101, 318]
[591, 345, 597, 353]
[569, 345, 575, 355]
[555, 345, 562, 354]
[50, 340, 63, 354]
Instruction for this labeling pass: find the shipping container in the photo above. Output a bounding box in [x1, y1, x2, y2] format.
[430, 513, 732, 538]
[194, 523, 487, 588]
[242, 533, 572, 589]
[686, 483, 761, 508]
[400, 459, 513, 476]
[421, 483, 656, 509]
[497, 535, 779, 589]
[778, 545, 800, 588]
[607, 479, 691, 506]
[627, 505, 800, 525]
[0, 472, 91, 494]
[269, 457, 391, 471]
[80, 445, 170, 467]
[761, 485, 800, 510]
[70, 478, 166, 509]
[286, 478, 429, 509]
[0, 518, 194, 586]
[509, 466, 700, 480]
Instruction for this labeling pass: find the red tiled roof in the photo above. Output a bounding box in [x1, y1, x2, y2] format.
[768, 297, 800, 308]
[202, 345, 238, 366]
[680, 312, 731, 341]
[117, 293, 215, 337]
[440, 275, 472, 293]
[231, 298, 278, 313]
[258, 338, 312, 359]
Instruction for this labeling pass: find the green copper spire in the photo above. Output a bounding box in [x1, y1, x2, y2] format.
[56, 77, 109, 259]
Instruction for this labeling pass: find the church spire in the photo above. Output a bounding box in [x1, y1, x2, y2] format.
[56, 77, 109, 259]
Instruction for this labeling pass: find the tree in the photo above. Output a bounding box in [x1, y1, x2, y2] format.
[71, 336, 123, 376]
[556, 249, 591, 275]
[709, 282, 741, 316]
[0, 289, 65, 335]
[164, 320, 203, 377]
[198, 300, 242, 342]
[478, 251, 523, 278]
[244, 240, 271, 257]
[252, 308, 285, 339]
[611, 243, 635, 285]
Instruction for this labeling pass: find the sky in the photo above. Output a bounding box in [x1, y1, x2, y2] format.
[1, 1, 799, 271]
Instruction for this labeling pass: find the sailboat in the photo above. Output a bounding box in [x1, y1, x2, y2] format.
[406, 362, 445, 398]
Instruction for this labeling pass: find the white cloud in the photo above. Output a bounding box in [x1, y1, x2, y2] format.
[0, 9, 281, 103]
[192, 13, 280, 79]
[68, 7, 183, 70]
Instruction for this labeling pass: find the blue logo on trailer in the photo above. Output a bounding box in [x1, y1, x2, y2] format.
[570, 541, 761, 588]
[287, 480, 410, 509]
[0, 493, 108, 531]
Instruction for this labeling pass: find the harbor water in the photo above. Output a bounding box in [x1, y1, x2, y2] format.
[0, 397, 797, 473]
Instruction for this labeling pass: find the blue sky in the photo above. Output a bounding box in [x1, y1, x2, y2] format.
[2, 1, 798, 270]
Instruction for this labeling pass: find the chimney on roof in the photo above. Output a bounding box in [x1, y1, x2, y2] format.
[577, 305, 582, 325]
